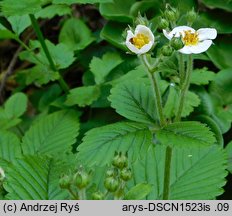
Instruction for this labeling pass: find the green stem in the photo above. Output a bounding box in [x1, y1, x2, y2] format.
[175, 54, 193, 122]
[163, 146, 172, 200]
[29, 14, 69, 94]
[178, 53, 185, 87]
[78, 189, 86, 200]
[141, 55, 166, 127]
[68, 187, 79, 200]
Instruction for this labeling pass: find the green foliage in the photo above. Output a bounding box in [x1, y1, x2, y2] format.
[8, 15, 31, 36]
[124, 183, 152, 200]
[156, 121, 216, 147]
[21, 110, 79, 155]
[1, 0, 42, 16]
[190, 68, 216, 85]
[66, 85, 101, 107]
[0, 131, 22, 162]
[226, 141, 232, 173]
[53, 0, 113, 4]
[3, 155, 68, 199]
[0, 93, 27, 130]
[59, 18, 95, 51]
[77, 122, 152, 166]
[132, 144, 227, 199]
[109, 80, 158, 124]
[90, 52, 123, 84]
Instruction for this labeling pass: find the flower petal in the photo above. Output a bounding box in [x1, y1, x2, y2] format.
[137, 41, 153, 54]
[188, 40, 213, 54]
[126, 30, 134, 42]
[135, 25, 154, 43]
[125, 40, 140, 54]
[178, 46, 192, 54]
[197, 28, 217, 41]
[164, 26, 195, 40]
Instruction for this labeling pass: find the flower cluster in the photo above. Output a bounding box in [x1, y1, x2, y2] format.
[125, 24, 217, 55]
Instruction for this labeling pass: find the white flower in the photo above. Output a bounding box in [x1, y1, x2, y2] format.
[126, 25, 154, 55]
[163, 26, 217, 54]
[0, 167, 5, 181]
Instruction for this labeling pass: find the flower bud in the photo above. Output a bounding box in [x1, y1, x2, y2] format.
[135, 12, 149, 26]
[112, 153, 128, 169]
[92, 191, 104, 200]
[74, 171, 90, 189]
[120, 168, 132, 181]
[161, 45, 173, 56]
[59, 175, 72, 189]
[170, 37, 184, 50]
[106, 168, 116, 177]
[104, 177, 119, 192]
[164, 8, 179, 22]
[186, 9, 197, 24]
[158, 18, 169, 30]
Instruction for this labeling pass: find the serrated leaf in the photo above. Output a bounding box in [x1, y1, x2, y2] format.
[226, 141, 232, 173]
[59, 18, 95, 51]
[190, 68, 216, 85]
[156, 121, 216, 147]
[0, 130, 22, 162]
[77, 122, 152, 166]
[21, 110, 79, 155]
[53, 0, 113, 4]
[109, 80, 158, 125]
[4, 93, 27, 119]
[90, 52, 123, 84]
[3, 155, 68, 199]
[66, 85, 101, 107]
[36, 4, 71, 19]
[124, 183, 152, 200]
[8, 15, 31, 35]
[138, 145, 227, 199]
[1, 0, 42, 16]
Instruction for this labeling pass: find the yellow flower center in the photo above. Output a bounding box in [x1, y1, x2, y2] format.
[182, 30, 199, 46]
[130, 33, 150, 49]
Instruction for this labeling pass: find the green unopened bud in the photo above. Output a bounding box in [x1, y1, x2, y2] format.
[106, 168, 116, 177]
[164, 8, 179, 22]
[59, 175, 72, 189]
[120, 168, 132, 181]
[186, 9, 197, 24]
[158, 18, 169, 30]
[104, 177, 119, 192]
[74, 171, 90, 189]
[112, 153, 128, 169]
[161, 45, 173, 56]
[135, 12, 149, 26]
[170, 37, 184, 50]
[92, 191, 104, 200]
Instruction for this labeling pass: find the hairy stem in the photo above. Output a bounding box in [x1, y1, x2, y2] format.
[178, 53, 185, 87]
[29, 14, 69, 93]
[175, 54, 193, 122]
[141, 55, 166, 127]
[163, 146, 172, 200]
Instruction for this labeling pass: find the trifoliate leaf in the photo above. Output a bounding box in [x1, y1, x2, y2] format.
[66, 85, 101, 107]
[77, 122, 152, 166]
[156, 121, 216, 147]
[90, 52, 123, 84]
